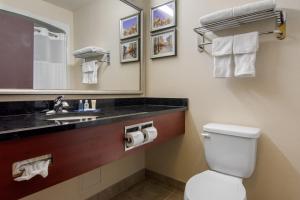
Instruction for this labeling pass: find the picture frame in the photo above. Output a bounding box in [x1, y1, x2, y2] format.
[150, 0, 177, 32]
[120, 38, 140, 63]
[151, 28, 177, 59]
[120, 13, 140, 40]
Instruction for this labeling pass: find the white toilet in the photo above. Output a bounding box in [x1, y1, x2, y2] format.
[184, 123, 261, 200]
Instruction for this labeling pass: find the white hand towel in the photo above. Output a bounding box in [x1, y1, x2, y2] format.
[200, 8, 234, 25]
[233, 0, 276, 17]
[82, 61, 99, 84]
[212, 36, 234, 78]
[233, 32, 259, 77]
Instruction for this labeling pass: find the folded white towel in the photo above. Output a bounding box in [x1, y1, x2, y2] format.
[74, 46, 105, 57]
[213, 55, 234, 78]
[234, 0, 276, 17]
[233, 32, 259, 77]
[199, 0, 276, 26]
[212, 36, 234, 78]
[200, 8, 234, 25]
[82, 61, 93, 73]
[234, 54, 257, 77]
[82, 61, 99, 84]
[233, 32, 259, 54]
[212, 36, 234, 56]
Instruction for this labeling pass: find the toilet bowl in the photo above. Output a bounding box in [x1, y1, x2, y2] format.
[184, 123, 260, 200]
[184, 170, 246, 200]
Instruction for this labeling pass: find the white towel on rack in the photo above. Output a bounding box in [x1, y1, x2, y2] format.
[82, 60, 99, 84]
[233, 32, 259, 77]
[212, 36, 234, 78]
[200, 8, 234, 25]
[233, 0, 276, 17]
[74, 46, 105, 57]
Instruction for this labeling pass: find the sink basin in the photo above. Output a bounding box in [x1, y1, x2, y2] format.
[45, 111, 149, 122]
[47, 115, 99, 121]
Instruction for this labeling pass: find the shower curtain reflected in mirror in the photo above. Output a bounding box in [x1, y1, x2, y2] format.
[33, 27, 67, 90]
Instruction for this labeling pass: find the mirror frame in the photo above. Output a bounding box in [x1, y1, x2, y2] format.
[0, 1, 145, 95]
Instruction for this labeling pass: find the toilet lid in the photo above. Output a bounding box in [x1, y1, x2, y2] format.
[185, 170, 246, 200]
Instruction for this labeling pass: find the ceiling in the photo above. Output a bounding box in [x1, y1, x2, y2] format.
[43, 0, 95, 11]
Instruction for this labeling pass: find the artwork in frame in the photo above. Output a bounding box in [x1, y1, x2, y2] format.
[151, 0, 176, 32]
[120, 14, 140, 40]
[151, 28, 176, 59]
[120, 38, 140, 63]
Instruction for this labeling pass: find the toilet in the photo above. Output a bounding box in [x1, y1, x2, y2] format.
[184, 123, 261, 200]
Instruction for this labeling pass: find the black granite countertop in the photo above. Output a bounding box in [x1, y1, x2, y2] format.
[0, 98, 188, 141]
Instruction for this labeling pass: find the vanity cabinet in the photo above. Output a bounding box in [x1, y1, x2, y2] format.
[0, 111, 185, 199]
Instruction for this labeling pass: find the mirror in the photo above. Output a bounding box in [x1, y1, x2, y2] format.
[0, 0, 145, 94]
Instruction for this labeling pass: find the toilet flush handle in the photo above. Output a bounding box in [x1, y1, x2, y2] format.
[201, 133, 211, 138]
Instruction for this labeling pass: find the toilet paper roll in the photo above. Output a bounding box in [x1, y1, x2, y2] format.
[142, 127, 158, 142]
[126, 131, 145, 148]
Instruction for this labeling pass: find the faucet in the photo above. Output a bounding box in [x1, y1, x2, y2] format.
[46, 96, 69, 115]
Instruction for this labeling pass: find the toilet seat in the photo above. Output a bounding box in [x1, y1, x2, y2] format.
[184, 170, 246, 200]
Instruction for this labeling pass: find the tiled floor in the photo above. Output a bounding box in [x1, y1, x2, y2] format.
[110, 178, 184, 200]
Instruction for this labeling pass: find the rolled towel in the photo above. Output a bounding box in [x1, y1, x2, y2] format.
[233, 0, 276, 17]
[233, 32, 259, 77]
[212, 36, 234, 78]
[200, 8, 234, 25]
[73, 46, 105, 57]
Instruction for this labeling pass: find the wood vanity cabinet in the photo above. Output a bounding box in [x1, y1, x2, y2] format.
[0, 111, 185, 199]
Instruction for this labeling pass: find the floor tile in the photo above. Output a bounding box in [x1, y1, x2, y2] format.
[165, 190, 184, 200]
[110, 178, 182, 200]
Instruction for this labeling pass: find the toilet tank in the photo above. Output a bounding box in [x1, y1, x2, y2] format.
[203, 123, 261, 178]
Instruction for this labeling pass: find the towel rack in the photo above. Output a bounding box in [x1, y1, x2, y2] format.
[194, 9, 287, 52]
[75, 51, 111, 65]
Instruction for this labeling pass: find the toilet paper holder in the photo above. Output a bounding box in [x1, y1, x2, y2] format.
[124, 121, 155, 151]
[12, 154, 53, 178]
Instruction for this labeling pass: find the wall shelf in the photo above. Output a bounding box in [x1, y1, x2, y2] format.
[74, 48, 111, 64]
[194, 9, 287, 52]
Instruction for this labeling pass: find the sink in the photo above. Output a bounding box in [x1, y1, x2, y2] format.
[45, 111, 149, 122]
[47, 115, 99, 121]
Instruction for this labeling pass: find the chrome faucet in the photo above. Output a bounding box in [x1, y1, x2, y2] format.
[46, 96, 69, 115]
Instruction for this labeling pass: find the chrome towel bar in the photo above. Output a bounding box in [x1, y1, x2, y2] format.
[194, 9, 287, 53]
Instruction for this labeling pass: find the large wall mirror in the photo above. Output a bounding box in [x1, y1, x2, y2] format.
[0, 0, 145, 94]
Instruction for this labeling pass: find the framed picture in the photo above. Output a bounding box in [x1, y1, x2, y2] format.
[120, 14, 140, 40]
[151, 28, 176, 59]
[151, 0, 177, 32]
[120, 38, 140, 63]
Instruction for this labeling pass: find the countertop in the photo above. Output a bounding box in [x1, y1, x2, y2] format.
[0, 98, 188, 141]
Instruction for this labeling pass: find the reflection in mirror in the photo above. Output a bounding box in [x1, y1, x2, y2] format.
[0, 0, 144, 93]
[34, 25, 67, 90]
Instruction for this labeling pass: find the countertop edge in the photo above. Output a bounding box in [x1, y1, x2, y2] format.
[0, 107, 187, 142]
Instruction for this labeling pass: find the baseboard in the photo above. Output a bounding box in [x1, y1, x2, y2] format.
[145, 169, 186, 191]
[87, 169, 146, 200]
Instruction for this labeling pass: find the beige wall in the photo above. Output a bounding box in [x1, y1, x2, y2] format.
[145, 0, 300, 200]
